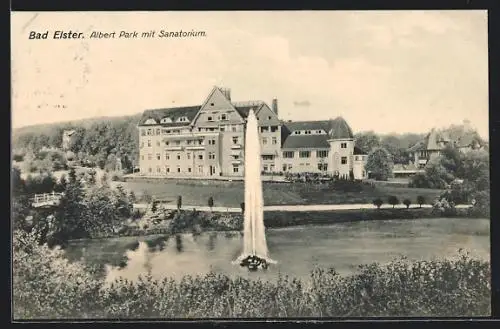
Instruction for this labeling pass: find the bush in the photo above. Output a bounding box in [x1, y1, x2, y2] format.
[403, 198, 411, 209]
[373, 198, 383, 209]
[13, 232, 491, 319]
[388, 196, 399, 208]
[417, 195, 426, 208]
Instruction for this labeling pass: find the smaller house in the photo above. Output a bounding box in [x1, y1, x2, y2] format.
[408, 128, 485, 169]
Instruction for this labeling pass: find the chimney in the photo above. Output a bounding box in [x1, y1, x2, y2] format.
[272, 98, 278, 116]
[220, 88, 231, 101]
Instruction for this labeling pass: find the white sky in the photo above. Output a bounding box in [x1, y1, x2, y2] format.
[11, 11, 489, 139]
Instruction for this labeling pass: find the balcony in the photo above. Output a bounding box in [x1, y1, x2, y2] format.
[231, 144, 242, 149]
[165, 146, 183, 151]
[186, 145, 205, 151]
[231, 159, 243, 165]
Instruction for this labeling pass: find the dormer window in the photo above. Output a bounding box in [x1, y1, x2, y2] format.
[207, 116, 213, 121]
[294, 131, 302, 135]
[160, 117, 173, 124]
[176, 116, 189, 123]
[210, 103, 214, 106]
[144, 118, 157, 125]
[220, 114, 227, 121]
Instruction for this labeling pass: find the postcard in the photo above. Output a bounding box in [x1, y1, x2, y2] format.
[11, 10, 490, 319]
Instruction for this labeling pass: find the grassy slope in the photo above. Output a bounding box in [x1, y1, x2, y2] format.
[119, 180, 443, 207]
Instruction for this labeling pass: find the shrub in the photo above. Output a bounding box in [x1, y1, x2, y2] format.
[13, 232, 491, 319]
[403, 198, 411, 209]
[388, 195, 399, 208]
[417, 195, 426, 208]
[373, 198, 383, 209]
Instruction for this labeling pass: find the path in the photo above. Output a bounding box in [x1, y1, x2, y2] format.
[133, 203, 471, 213]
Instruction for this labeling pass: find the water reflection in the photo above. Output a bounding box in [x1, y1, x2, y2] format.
[93, 218, 490, 284]
[207, 232, 217, 251]
[175, 234, 183, 253]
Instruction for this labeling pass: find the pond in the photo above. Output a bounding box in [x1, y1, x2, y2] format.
[65, 217, 490, 283]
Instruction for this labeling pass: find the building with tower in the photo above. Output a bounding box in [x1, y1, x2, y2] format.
[137, 86, 367, 179]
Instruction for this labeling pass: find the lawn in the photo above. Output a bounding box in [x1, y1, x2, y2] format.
[115, 179, 443, 207]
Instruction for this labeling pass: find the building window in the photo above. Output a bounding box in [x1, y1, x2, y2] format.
[187, 153, 191, 160]
[198, 165, 203, 173]
[299, 151, 311, 158]
[148, 167, 152, 173]
[220, 114, 227, 121]
[198, 154, 203, 160]
[272, 137, 277, 145]
[283, 151, 294, 158]
[341, 143, 347, 148]
[166, 166, 170, 173]
[147, 129, 152, 135]
[305, 130, 311, 135]
[165, 141, 170, 146]
[141, 129, 146, 136]
[175, 140, 181, 145]
[220, 126, 225, 132]
[341, 157, 347, 165]
[262, 155, 274, 161]
[177, 167, 181, 173]
[157, 166, 161, 173]
[232, 126, 237, 132]
[198, 139, 204, 145]
[165, 153, 170, 160]
[318, 163, 328, 171]
[232, 137, 239, 144]
[177, 153, 181, 160]
[233, 165, 239, 173]
[282, 164, 287, 171]
[268, 116, 271, 120]
[271, 126, 278, 132]
[156, 128, 161, 135]
[156, 153, 161, 160]
[262, 137, 268, 145]
[288, 164, 293, 170]
[294, 131, 301, 135]
[208, 139, 216, 145]
[263, 165, 268, 171]
[317, 150, 328, 158]
[208, 116, 213, 121]
[148, 154, 152, 160]
[188, 167, 192, 173]
[261, 126, 269, 133]
[147, 140, 151, 147]
[208, 152, 216, 160]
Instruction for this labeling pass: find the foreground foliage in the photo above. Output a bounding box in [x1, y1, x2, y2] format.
[13, 230, 491, 319]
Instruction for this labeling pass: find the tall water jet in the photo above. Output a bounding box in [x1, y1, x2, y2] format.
[233, 109, 276, 270]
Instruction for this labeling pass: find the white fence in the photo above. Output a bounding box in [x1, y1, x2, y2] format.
[31, 192, 64, 207]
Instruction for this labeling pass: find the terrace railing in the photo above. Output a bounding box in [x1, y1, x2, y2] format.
[31, 192, 64, 208]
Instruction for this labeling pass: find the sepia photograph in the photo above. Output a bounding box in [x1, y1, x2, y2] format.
[11, 10, 490, 319]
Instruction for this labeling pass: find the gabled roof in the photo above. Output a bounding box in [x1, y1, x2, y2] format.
[281, 135, 330, 149]
[138, 106, 201, 127]
[233, 103, 264, 119]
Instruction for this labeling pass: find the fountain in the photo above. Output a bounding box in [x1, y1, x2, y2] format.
[232, 109, 277, 271]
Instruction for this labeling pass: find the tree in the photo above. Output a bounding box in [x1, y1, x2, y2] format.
[68, 167, 77, 184]
[366, 147, 394, 181]
[128, 191, 137, 204]
[208, 196, 214, 211]
[373, 198, 383, 209]
[177, 195, 182, 210]
[403, 198, 411, 209]
[388, 196, 399, 208]
[417, 195, 426, 208]
[355, 131, 380, 154]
